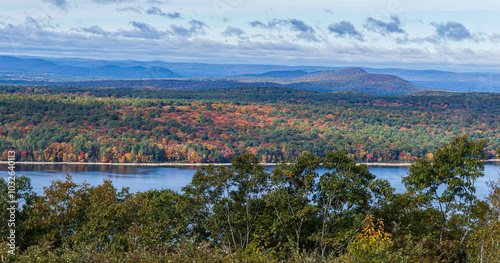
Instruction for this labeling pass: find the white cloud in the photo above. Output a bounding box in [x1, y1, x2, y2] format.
[1, 18, 500, 70]
[1, 0, 499, 71]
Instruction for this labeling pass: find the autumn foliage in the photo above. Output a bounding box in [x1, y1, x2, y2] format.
[0, 137, 499, 262]
[1, 87, 499, 164]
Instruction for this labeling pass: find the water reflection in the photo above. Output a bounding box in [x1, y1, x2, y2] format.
[14, 163, 500, 199]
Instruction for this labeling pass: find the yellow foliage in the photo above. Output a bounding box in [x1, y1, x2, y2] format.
[336, 215, 395, 263]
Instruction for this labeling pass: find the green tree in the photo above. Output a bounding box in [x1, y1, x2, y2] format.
[315, 150, 391, 258]
[0, 175, 36, 252]
[465, 172, 500, 263]
[74, 180, 138, 252]
[183, 152, 268, 250]
[135, 189, 190, 245]
[267, 152, 321, 253]
[403, 135, 487, 243]
[24, 175, 89, 248]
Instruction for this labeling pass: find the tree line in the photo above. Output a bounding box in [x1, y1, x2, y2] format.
[1, 135, 499, 262]
[0, 89, 499, 164]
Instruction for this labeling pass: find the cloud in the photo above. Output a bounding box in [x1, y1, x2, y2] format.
[25, 16, 56, 29]
[0, 21, 91, 48]
[44, 0, 131, 9]
[249, 19, 287, 29]
[249, 18, 319, 42]
[169, 19, 208, 37]
[296, 31, 319, 42]
[289, 19, 313, 33]
[288, 19, 318, 41]
[189, 19, 207, 28]
[42, 0, 69, 9]
[431, 21, 472, 41]
[89, 0, 131, 4]
[402, 21, 478, 44]
[169, 25, 190, 37]
[74, 22, 174, 40]
[77, 25, 110, 35]
[249, 20, 266, 28]
[237, 40, 303, 52]
[188, 19, 208, 34]
[146, 7, 181, 19]
[2, 18, 500, 71]
[119, 21, 169, 39]
[328, 21, 363, 40]
[363, 16, 405, 35]
[146, 7, 163, 15]
[221, 26, 246, 38]
[117, 7, 142, 13]
[490, 34, 500, 42]
[323, 8, 333, 14]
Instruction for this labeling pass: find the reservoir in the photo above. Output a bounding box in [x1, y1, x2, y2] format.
[12, 162, 500, 198]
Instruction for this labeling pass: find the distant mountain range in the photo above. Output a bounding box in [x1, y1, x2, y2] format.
[288, 68, 426, 95]
[1, 55, 499, 94]
[363, 68, 500, 93]
[12, 68, 422, 95]
[0, 56, 180, 80]
[297, 68, 367, 80]
[239, 70, 312, 79]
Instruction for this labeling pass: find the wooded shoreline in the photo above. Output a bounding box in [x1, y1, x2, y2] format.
[2, 159, 499, 167]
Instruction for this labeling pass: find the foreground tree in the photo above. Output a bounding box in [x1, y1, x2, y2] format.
[466, 177, 500, 263]
[0, 175, 36, 252]
[267, 152, 321, 253]
[315, 150, 394, 257]
[401, 135, 487, 261]
[24, 175, 89, 248]
[3, 139, 498, 262]
[183, 150, 394, 258]
[183, 151, 268, 250]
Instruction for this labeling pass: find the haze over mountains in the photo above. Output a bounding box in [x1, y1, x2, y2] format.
[1, 55, 499, 95]
[0, 56, 180, 80]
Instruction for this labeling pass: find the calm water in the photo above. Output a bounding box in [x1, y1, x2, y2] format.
[11, 163, 500, 199]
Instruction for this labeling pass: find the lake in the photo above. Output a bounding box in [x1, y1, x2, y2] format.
[12, 162, 500, 199]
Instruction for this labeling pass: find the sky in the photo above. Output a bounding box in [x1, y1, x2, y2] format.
[1, 0, 500, 72]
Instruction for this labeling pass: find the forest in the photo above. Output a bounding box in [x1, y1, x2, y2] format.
[0, 85, 499, 163]
[1, 136, 499, 262]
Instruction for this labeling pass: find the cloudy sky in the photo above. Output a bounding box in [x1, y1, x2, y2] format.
[1, 0, 500, 71]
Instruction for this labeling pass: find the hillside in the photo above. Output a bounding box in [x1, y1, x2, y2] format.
[288, 68, 426, 95]
[44, 57, 335, 77]
[297, 68, 367, 80]
[0, 56, 181, 80]
[2, 55, 500, 93]
[240, 70, 311, 79]
[1, 85, 499, 164]
[3, 66, 424, 95]
[364, 68, 500, 93]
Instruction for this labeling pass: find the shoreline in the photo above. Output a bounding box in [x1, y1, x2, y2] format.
[2, 159, 499, 167]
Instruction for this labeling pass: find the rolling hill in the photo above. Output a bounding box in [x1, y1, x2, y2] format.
[0, 55, 427, 95]
[239, 70, 311, 79]
[0, 56, 181, 80]
[12, 55, 500, 95]
[363, 68, 500, 93]
[2, 55, 499, 93]
[297, 68, 367, 80]
[287, 68, 427, 95]
[29, 68, 425, 95]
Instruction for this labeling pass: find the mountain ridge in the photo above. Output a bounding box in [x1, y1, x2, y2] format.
[0, 55, 181, 79]
[2, 55, 499, 94]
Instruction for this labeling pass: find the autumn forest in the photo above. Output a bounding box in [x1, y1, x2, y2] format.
[1, 82, 500, 262]
[0, 86, 499, 164]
